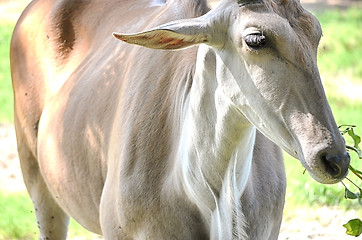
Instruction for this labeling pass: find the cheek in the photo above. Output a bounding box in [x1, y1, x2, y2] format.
[247, 63, 290, 109]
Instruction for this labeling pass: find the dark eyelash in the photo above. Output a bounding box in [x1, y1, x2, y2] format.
[244, 34, 266, 48]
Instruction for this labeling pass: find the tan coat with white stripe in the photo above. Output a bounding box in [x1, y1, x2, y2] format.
[11, 0, 349, 239]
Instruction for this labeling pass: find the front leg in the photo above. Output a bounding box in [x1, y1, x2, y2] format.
[17, 134, 69, 240]
[32, 186, 70, 240]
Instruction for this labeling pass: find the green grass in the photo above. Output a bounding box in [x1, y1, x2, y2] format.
[0, 191, 100, 240]
[0, 7, 362, 239]
[318, 8, 362, 80]
[0, 192, 37, 239]
[0, 23, 14, 123]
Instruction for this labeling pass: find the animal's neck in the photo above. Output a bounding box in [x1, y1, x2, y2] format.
[178, 45, 256, 239]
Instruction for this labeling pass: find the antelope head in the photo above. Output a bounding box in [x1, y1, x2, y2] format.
[113, 0, 350, 184]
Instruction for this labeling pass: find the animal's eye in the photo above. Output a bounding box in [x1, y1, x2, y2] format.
[243, 33, 266, 48]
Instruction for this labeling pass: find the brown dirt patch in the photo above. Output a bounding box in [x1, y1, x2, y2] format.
[0, 124, 26, 193]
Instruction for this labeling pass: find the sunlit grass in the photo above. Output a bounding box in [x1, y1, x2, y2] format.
[0, 191, 37, 239]
[318, 8, 362, 80]
[0, 191, 100, 240]
[0, 23, 14, 123]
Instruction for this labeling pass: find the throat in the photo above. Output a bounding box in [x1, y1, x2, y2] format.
[177, 45, 256, 239]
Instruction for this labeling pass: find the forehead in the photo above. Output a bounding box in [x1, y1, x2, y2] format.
[240, 0, 322, 45]
[271, 0, 321, 38]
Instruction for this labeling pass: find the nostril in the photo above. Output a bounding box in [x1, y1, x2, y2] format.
[322, 156, 341, 177]
[321, 153, 350, 179]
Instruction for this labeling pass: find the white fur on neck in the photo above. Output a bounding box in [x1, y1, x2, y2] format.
[178, 45, 256, 239]
[210, 127, 256, 240]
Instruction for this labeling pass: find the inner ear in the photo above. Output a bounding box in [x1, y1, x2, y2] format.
[113, 29, 205, 50]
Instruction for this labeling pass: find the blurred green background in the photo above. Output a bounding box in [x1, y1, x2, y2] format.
[284, 8, 362, 208]
[0, 1, 361, 239]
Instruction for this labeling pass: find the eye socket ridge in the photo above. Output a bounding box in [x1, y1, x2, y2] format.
[243, 33, 266, 48]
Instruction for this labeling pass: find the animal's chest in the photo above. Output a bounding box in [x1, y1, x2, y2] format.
[114, 182, 209, 239]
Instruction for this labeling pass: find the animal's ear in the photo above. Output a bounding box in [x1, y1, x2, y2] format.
[113, 19, 210, 50]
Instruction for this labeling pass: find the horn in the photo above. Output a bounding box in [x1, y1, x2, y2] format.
[237, 0, 263, 7]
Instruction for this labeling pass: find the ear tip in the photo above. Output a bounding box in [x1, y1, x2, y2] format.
[113, 32, 125, 40]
